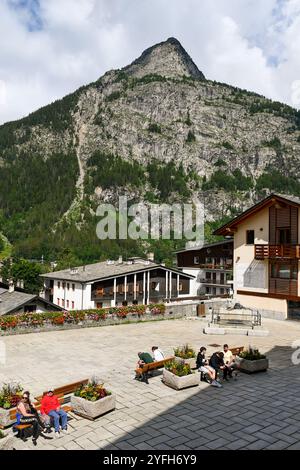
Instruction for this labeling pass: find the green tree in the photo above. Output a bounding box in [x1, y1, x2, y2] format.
[0, 259, 43, 294]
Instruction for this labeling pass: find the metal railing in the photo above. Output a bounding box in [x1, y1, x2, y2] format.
[210, 308, 261, 329]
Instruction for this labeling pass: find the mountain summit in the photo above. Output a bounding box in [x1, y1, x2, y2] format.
[123, 37, 205, 80]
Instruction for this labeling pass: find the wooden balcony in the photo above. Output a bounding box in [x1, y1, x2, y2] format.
[255, 244, 300, 260]
[199, 264, 233, 271]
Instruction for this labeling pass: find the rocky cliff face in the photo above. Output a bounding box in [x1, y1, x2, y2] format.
[0, 37, 299, 258]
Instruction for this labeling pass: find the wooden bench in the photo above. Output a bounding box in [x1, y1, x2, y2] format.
[200, 347, 245, 383]
[35, 379, 89, 403]
[10, 396, 72, 438]
[135, 357, 174, 384]
[230, 346, 244, 356]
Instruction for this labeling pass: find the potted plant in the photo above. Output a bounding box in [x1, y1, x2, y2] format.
[163, 360, 200, 390]
[0, 383, 23, 428]
[174, 344, 197, 369]
[236, 347, 268, 373]
[0, 429, 14, 450]
[71, 378, 116, 420]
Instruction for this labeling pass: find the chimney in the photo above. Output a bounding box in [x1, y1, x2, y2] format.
[118, 255, 123, 264]
[8, 279, 15, 293]
[147, 252, 154, 262]
[20, 280, 24, 289]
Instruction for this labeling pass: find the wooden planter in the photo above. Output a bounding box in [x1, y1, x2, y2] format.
[0, 433, 14, 450]
[238, 358, 269, 374]
[162, 369, 199, 390]
[71, 394, 116, 420]
[175, 357, 197, 369]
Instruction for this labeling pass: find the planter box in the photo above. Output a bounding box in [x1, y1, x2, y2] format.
[238, 358, 269, 374]
[162, 369, 199, 390]
[0, 433, 14, 450]
[175, 356, 197, 369]
[71, 393, 116, 420]
[0, 408, 15, 428]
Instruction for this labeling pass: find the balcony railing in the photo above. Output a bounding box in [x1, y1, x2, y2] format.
[201, 279, 231, 286]
[199, 264, 233, 270]
[255, 244, 300, 260]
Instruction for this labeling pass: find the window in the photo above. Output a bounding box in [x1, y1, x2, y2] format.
[62, 299, 65, 307]
[66, 300, 69, 308]
[246, 230, 255, 245]
[72, 284, 75, 291]
[96, 302, 103, 309]
[58, 282, 60, 289]
[62, 282, 66, 289]
[194, 256, 200, 265]
[206, 287, 210, 294]
[71, 301, 74, 309]
[277, 228, 291, 244]
[220, 288, 224, 295]
[271, 263, 298, 280]
[24, 305, 36, 313]
[67, 283, 70, 290]
[57, 298, 60, 306]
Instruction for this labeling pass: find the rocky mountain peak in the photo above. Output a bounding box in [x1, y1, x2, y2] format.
[123, 37, 205, 80]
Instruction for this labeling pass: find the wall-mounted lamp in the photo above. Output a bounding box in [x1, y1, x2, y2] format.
[236, 256, 240, 263]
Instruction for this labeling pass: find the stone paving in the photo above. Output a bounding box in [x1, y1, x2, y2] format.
[1, 317, 300, 450]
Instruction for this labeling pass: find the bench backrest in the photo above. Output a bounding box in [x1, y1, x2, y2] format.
[230, 347, 244, 356]
[142, 357, 174, 372]
[36, 379, 89, 402]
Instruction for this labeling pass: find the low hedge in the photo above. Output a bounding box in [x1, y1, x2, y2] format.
[0, 304, 166, 331]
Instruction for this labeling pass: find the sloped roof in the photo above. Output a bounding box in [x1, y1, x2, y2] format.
[214, 193, 300, 236]
[41, 260, 195, 283]
[174, 238, 233, 254]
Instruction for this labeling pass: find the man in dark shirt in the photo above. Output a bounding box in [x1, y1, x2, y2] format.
[135, 352, 154, 383]
[209, 351, 228, 381]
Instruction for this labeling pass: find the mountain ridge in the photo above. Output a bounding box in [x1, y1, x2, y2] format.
[0, 37, 299, 263]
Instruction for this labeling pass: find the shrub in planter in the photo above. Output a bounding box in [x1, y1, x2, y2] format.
[0, 383, 23, 427]
[174, 344, 197, 369]
[71, 378, 115, 419]
[163, 360, 199, 390]
[237, 347, 268, 373]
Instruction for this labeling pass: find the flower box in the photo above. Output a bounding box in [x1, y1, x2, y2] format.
[175, 356, 197, 369]
[238, 358, 269, 374]
[162, 369, 200, 391]
[0, 432, 14, 450]
[71, 394, 116, 420]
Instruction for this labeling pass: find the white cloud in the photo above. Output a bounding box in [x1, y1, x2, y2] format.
[0, 0, 300, 125]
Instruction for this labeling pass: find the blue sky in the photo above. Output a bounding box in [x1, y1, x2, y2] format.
[0, 0, 300, 125]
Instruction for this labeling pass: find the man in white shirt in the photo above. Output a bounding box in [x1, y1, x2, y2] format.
[223, 344, 236, 379]
[152, 346, 164, 361]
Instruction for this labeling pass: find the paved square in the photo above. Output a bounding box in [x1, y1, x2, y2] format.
[1, 317, 300, 450]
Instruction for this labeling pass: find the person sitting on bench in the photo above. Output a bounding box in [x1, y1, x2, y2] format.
[17, 391, 49, 445]
[196, 347, 220, 386]
[223, 344, 237, 378]
[41, 389, 68, 438]
[209, 351, 228, 381]
[152, 346, 164, 361]
[135, 351, 154, 382]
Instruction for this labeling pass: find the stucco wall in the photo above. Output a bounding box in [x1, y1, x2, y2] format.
[236, 293, 287, 320]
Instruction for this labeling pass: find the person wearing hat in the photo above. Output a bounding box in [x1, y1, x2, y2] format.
[40, 388, 68, 437]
